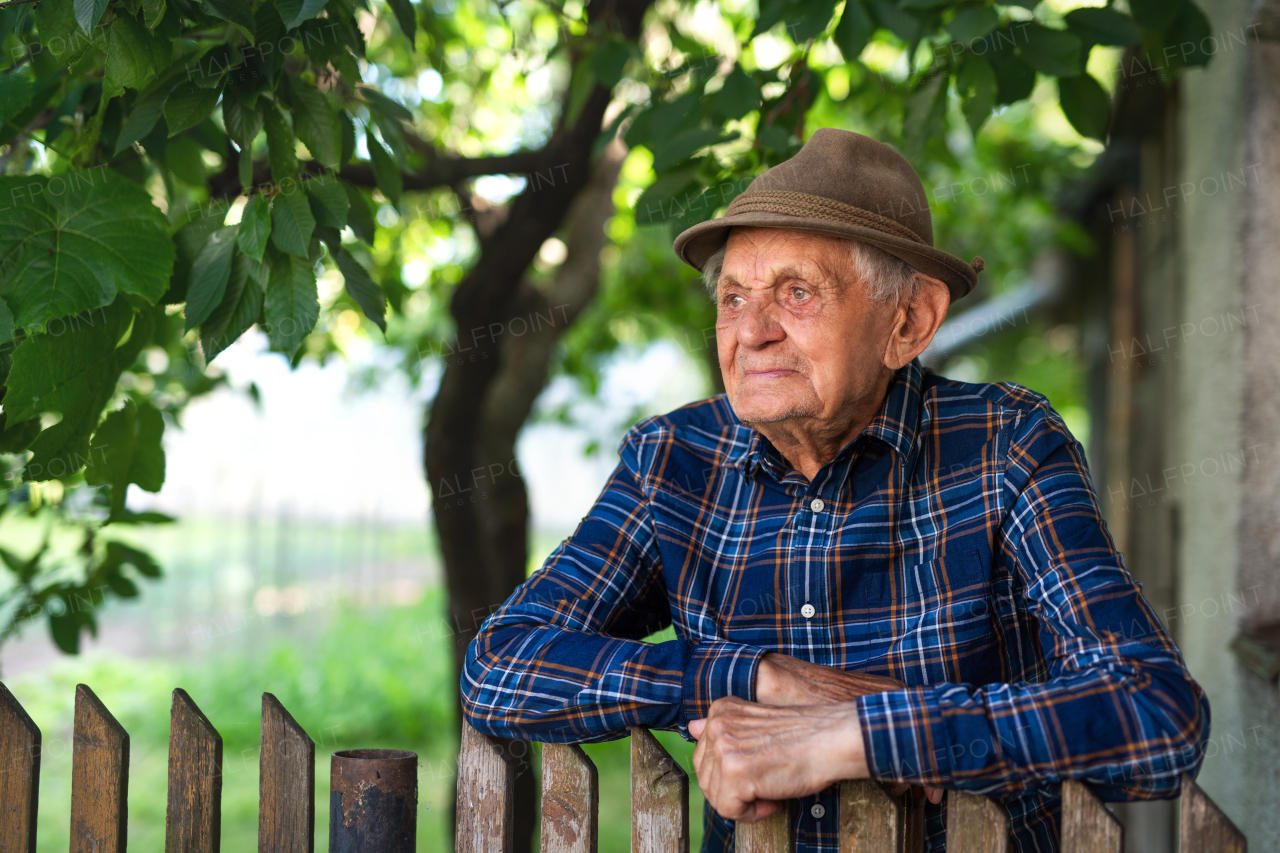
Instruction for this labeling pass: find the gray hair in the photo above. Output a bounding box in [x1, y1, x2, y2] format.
[701, 237, 921, 304]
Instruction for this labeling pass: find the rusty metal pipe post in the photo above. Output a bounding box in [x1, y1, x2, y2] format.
[329, 749, 418, 853]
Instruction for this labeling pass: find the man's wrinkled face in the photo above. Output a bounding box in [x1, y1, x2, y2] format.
[714, 227, 898, 428]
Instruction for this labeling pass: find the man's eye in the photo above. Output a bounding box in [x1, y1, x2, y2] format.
[791, 286, 810, 301]
[723, 294, 744, 308]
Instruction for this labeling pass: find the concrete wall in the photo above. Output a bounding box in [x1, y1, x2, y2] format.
[1175, 0, 1280, 845]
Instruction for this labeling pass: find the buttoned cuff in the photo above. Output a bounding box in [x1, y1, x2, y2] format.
[681, 640, 767, 722]
[855, 687, 953, 785]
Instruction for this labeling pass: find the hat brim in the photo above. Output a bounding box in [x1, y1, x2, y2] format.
[673, 213, 978, 301]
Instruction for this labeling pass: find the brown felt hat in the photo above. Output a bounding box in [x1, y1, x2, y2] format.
[672, 128, 983, 300]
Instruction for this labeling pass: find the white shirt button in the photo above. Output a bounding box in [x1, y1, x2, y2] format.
[801, 603, 816, 619]
[810, 498, 825, 512]
[810, 803, 826, 819]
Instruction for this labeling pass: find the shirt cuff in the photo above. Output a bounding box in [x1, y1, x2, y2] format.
[855, 687, 953, 784]
[681, 640, 767, 722]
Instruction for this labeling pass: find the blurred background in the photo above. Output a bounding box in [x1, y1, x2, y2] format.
[3, 0, 1277, 849]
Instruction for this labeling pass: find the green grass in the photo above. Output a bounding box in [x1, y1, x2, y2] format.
[8, 586, 706, 852]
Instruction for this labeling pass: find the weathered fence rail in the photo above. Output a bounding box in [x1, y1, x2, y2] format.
[0, 681, 1246, 852]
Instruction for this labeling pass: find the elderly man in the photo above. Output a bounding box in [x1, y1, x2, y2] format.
[461, 128, 1208, 852]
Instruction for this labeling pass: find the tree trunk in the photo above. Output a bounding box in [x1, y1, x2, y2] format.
[422, 2, 643, 833]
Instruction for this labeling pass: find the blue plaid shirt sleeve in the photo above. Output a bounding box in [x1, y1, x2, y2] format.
[855, 403, 1210, 799]
[461, 430, 767, 744]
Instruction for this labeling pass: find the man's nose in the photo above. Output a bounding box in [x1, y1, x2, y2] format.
[737, 297, 785, 348]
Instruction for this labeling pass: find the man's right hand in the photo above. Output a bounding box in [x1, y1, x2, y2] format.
[754, 652, 904, 706]
[752, 652, 943, 805]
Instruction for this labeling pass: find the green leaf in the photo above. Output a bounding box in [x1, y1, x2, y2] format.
[236, 195, 272, 261]
[142, 0, 165, 29]
[989, 50, 1036, 104]
[50, 611, 83, 653]
[1129, 0, 1181, 33]
[651, 128, 739, 174]
[343, 182, 376, 243]
[264, 250, 318, 357]
[0, 172, 174, 332]
[833, 0, 872, 62]
[264, 102, 299, 181]
[201, 251, 264, 360]
[103, 15, 168, 98]
[710, 67, 761, 122]
[34, 0, 107, 65]
[335, 249, 385, 331]
[1167, 1, 1212, 68]
[367, 132, 402, 206]
[114, 77, 177, 154]
[624, 90, 701, 149]
[956, 54, 997, 135]
[1064, 8, 1142, 47]
[632, 167, 699, 226]
[788, 0, 840, 43]
[590, 37, 634, 88]
[73, 0, 109, 34]
[946, 7, 999, 47]
[275, 0, 327, 29]
[164, 81, 222, 136]
[1058, 73, 1111, 141]
[385, 0, 415, 38]
[222, 90, 263, 149]
[903, 72, 947, 148]
[0, 296, 14, 346]
[0, 77, 34, 125]
[250, 1, 284, 79]
[304, 176, 349, 229]
[0, 416, 40, 454]
[204, 0, 256, 40]
[289, 82, 341, 167]
[1021, 24, 1082, 77]
[85, 399, 166, 518]
[339, 109, 355, 164]
[183, 226, 238, 332]
[6, 301, 132, 481]
[105, 540, 162, 577]
[751, 0, 787, 38]
[869, 0, 922, 44]
[270, 189, 316, 257]
[359, 86, 414, 122]
[166, 206, 225, 304]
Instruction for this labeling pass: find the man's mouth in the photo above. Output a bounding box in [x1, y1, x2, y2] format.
[741, 368, 801, 379]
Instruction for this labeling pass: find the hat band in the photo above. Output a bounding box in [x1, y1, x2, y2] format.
[724, 190, 927, 246]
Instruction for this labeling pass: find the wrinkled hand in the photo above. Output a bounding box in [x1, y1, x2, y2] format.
[749, 653, 944, 805]
[688, 697, 867, 822]
[755, 652, 906, 705]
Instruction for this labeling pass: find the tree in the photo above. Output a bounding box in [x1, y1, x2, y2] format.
[0, 0, 1212, 841]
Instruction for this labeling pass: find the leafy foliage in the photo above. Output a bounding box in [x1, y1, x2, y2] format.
[0, 0, 1213, 654]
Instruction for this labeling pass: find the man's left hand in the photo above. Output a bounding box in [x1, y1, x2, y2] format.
[687, 696, 868, 822]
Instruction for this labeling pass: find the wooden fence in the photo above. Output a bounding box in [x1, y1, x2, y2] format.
[0, 681, 1246, 852]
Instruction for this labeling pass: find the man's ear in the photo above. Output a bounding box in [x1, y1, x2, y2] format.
[882, 274, 950, 370]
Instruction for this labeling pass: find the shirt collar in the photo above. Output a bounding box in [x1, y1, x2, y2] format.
[723, 359, 924, 478]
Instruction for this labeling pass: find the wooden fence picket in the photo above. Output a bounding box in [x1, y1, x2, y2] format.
[1060, 779, 1122, 853]
[1180, 774, 1246, 852]
[838, 780, 924, 853]
[70, 683, 129, 853]
[540, 743, 598, 853]
[0, 682, 40, 853]
[455, 721, 515, 853]
[165, 688, 223, 853]
[946, 790, 1008, 853]
[735, 799, 795, 853]
[629, 727, 689, 853]
[258, 693, 314, 853]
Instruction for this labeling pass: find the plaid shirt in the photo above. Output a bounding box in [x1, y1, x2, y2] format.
[462, 359, 1209, 853]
